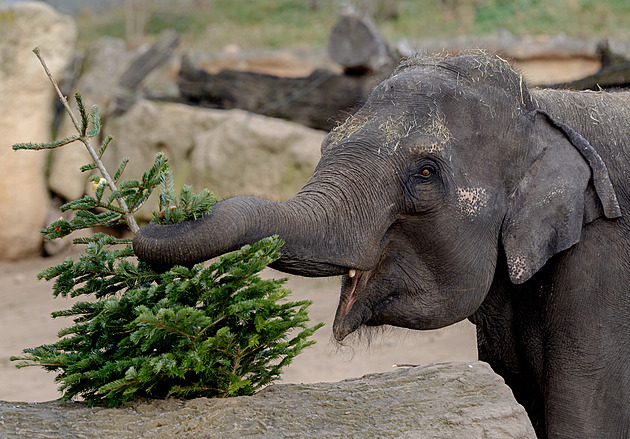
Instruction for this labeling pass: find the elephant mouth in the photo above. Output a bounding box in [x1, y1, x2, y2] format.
[270, 257, 349, 277]
[333, 269, 375, 341]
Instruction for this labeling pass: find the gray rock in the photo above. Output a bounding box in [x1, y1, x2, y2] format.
[189, 108, 324, 200]
[0, 2, 76, 260]
[105, 100, 324, 220]
[0, 362, 535, 439]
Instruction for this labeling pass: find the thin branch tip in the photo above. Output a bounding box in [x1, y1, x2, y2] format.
[28, 49, 141, 234]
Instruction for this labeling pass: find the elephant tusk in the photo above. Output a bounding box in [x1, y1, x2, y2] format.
[349, 269, 357, 278]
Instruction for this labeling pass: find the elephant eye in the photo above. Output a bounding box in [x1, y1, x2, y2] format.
[418, 165, 436, 179]
[404, 160, 442, 211]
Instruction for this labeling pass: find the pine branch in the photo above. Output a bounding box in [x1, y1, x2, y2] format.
[12, 135, 79, 151]
[30, 47, 139, 233]
[80, 163, 98, 172]
[98, 135, 113, 159]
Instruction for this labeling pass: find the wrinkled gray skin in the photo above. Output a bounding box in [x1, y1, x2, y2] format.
[134, 54, 630, 438]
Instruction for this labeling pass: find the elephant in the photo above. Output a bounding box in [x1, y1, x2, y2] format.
[133, 53, 630, 438]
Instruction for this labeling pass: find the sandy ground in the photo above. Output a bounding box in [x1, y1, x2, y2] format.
[0, 249, 477, 403]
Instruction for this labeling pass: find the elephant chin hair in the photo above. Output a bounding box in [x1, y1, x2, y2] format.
[329, 324, 395, 353]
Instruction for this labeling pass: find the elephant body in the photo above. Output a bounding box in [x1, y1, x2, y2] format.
[474, 88, 630, 438]
[134, 54, 630, 438]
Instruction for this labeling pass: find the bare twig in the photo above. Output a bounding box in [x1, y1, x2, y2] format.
[33, 47, 140, 233]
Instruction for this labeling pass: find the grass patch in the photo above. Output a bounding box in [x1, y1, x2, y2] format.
[74, 0, 630, 51]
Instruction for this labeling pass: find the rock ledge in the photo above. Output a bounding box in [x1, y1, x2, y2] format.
[0, 361, 535, 439]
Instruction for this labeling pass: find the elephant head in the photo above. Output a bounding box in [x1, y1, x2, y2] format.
[133, 54, 620, 341]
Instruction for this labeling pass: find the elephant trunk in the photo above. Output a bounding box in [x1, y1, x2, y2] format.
[133, 196, 266, 271]
[132, 194, 383, 277]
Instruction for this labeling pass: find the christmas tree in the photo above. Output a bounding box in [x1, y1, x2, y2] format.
[10, 48, 323, 407]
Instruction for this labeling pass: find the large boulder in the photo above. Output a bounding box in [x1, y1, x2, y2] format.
[104, 100, 325, 220]
[0, 362, 536, 438]
[0, 2, 76, 260]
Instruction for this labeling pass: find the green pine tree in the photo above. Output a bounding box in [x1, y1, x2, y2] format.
[10, 48, 323, 407]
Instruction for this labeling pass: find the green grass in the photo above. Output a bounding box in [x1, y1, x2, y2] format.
[74, 0, 630, 51]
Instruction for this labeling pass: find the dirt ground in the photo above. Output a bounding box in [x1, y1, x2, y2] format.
[0, 248, 478, 403]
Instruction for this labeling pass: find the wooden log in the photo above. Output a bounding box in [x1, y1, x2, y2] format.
[552, 61, 630, 90]
[177, 55, 383, 131]
[327, 7, 397, 75]
[119, 30, 180, 90]
[551, 40, 630, 90]
[112, 30, 180, 114]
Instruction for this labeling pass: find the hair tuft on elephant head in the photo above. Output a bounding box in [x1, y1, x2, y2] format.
[134, 53, 630, 438]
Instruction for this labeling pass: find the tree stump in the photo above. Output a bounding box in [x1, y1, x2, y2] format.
[118, 30, 180, 90]
[327, 7, 397, 75]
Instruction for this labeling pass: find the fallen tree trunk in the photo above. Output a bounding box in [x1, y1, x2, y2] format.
[177, 55, 383, 131]
[550, 41, 630, 90]
[0, 362, 536, 439]
[555, 62, 630, 90]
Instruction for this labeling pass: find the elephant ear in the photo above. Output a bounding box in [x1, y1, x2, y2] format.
[501, 110, 621, 284]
